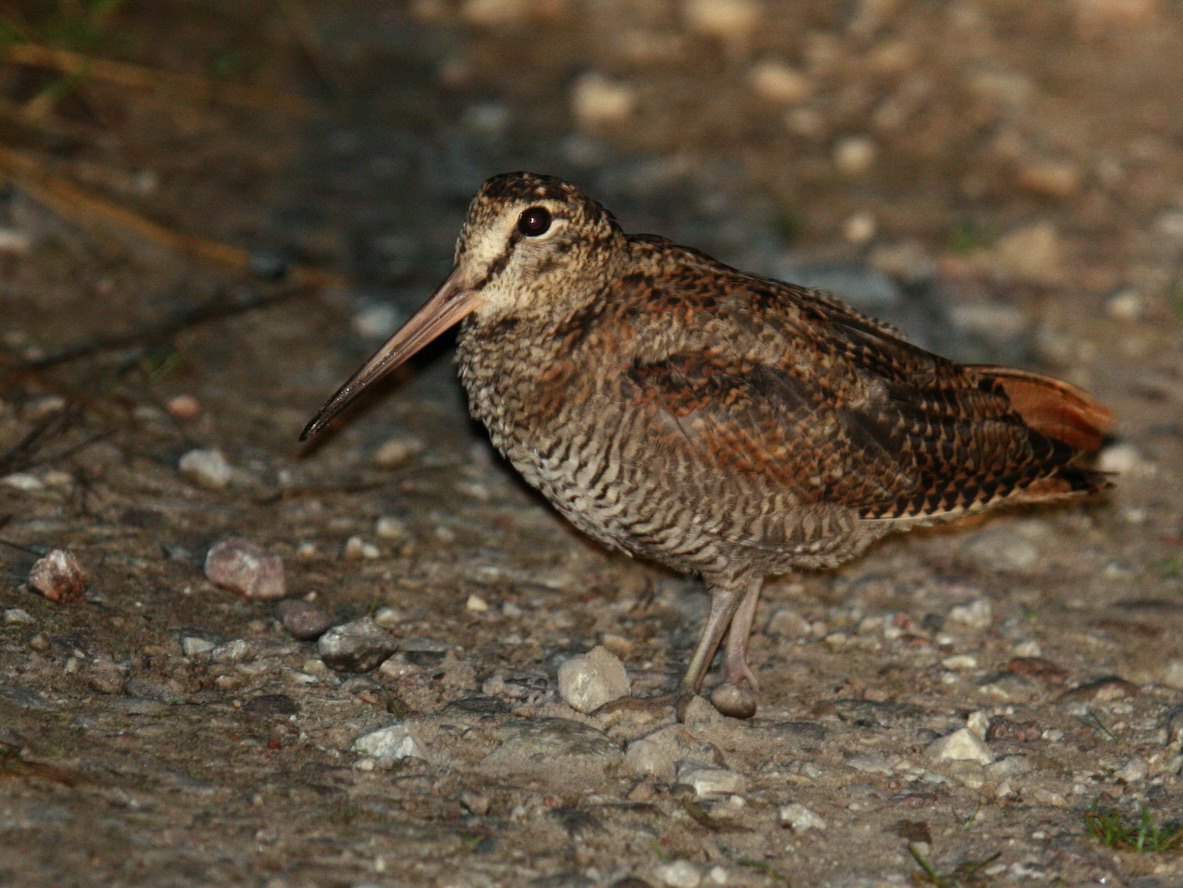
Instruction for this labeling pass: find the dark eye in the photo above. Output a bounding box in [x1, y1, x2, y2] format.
[517, 206, 552, 237]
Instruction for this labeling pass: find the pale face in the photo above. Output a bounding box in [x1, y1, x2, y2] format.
[453, 187, 622, 321]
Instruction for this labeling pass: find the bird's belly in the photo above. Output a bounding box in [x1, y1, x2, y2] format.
[508, 437, 727, 574]
[492, 421, 876, 578]
[463, 355, 877, 575]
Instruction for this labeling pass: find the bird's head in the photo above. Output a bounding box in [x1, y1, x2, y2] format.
[452, 171, 623, 319]
[301, 172, 622, 440]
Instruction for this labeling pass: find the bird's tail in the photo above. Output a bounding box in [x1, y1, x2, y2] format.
[972, 366, 1114, 452]
[972, 365, 1115, 497]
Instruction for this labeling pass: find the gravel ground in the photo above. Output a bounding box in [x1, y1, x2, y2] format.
[2, 1, 1182, 886]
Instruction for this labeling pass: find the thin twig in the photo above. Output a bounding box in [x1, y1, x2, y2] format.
[0, 284, 319, 380]
[0, 404, 85, 475]
[0, 144, 346, 289]
[5, 43, 315, 115]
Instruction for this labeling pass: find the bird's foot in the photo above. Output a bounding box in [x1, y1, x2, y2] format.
[707, 637, 761, 719]
[708, 682, 758, 719]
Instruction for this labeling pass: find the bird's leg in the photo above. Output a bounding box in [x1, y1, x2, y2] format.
[722, 577, 764, 691]
[591, 577, 766, 728]
[592, 573, 753, 725]
[678, 573, 752, 694]
[692, 573, 764, 719]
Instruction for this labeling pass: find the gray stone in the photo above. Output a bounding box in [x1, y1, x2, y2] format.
[481, 718, 622, 779]
[318, 618, 399, 672]
[180, 635, 217, 657]
[623, 725, 724, 781]
[0, 685, 54, 710]
[846, 753, 894, 774]
[276, 599, 332, 640]
[123, 678, 184, 705]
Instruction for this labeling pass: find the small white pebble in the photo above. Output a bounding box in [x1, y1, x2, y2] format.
[1159, 660, 1183, 689]
[295, 541, 318, 559]
[22, 394, 66, 420]
[654, 859, 701, 888]
[182, 636, 216, 657]
[948, 598, 993, 631]
[165, 394, 201, 420]
[558, 645, 630, 713]
[373, 436, 424, 469]
[942, 654, 978, 670]
[375, 515, 408, 540]
[778, 802, 828, 831]
[373, 606, 404, 628]
[342, 536, 380, 560]
[2, 472, 43, 490]
[675, 762, 747, 797]
[748, 60, 812, 104]
[0, 228, 32, 254]
[1097, 442, 1150, 476]
[833, 135, 877, 175]
[4, 608, 35, 625]
[571, 72, 636, 128]
[967, 711, 991, 737]
[352, 723, 427, 761]
[927, 728, 994, 765]
[1105, 288, 1146, 321]
[179, 448, 232, 490]
[843, 212, 877, 244]
[454, 480, 491, 501]
[823, 631, 849, 649]
[685, 0, 759, 45]
[466, 593, 489, 612]
[352, 303, 400, 339]
[599, 633, 634, 657]
[458, 0, 534, 26]
[766, 607, 809, 637]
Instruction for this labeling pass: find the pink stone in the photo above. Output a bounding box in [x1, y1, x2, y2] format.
[204, 537, 286, 600]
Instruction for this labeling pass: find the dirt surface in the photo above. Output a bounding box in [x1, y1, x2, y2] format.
[2, 2, 1183, 886]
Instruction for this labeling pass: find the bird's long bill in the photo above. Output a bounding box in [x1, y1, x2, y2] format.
[300, 269, 476, 441]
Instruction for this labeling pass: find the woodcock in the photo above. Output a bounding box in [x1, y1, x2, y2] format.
[303, 172, 1113, 719]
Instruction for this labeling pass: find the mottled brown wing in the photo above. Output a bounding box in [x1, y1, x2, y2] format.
[623, 293, 1093, 523]
[625, 349, 918, 512]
